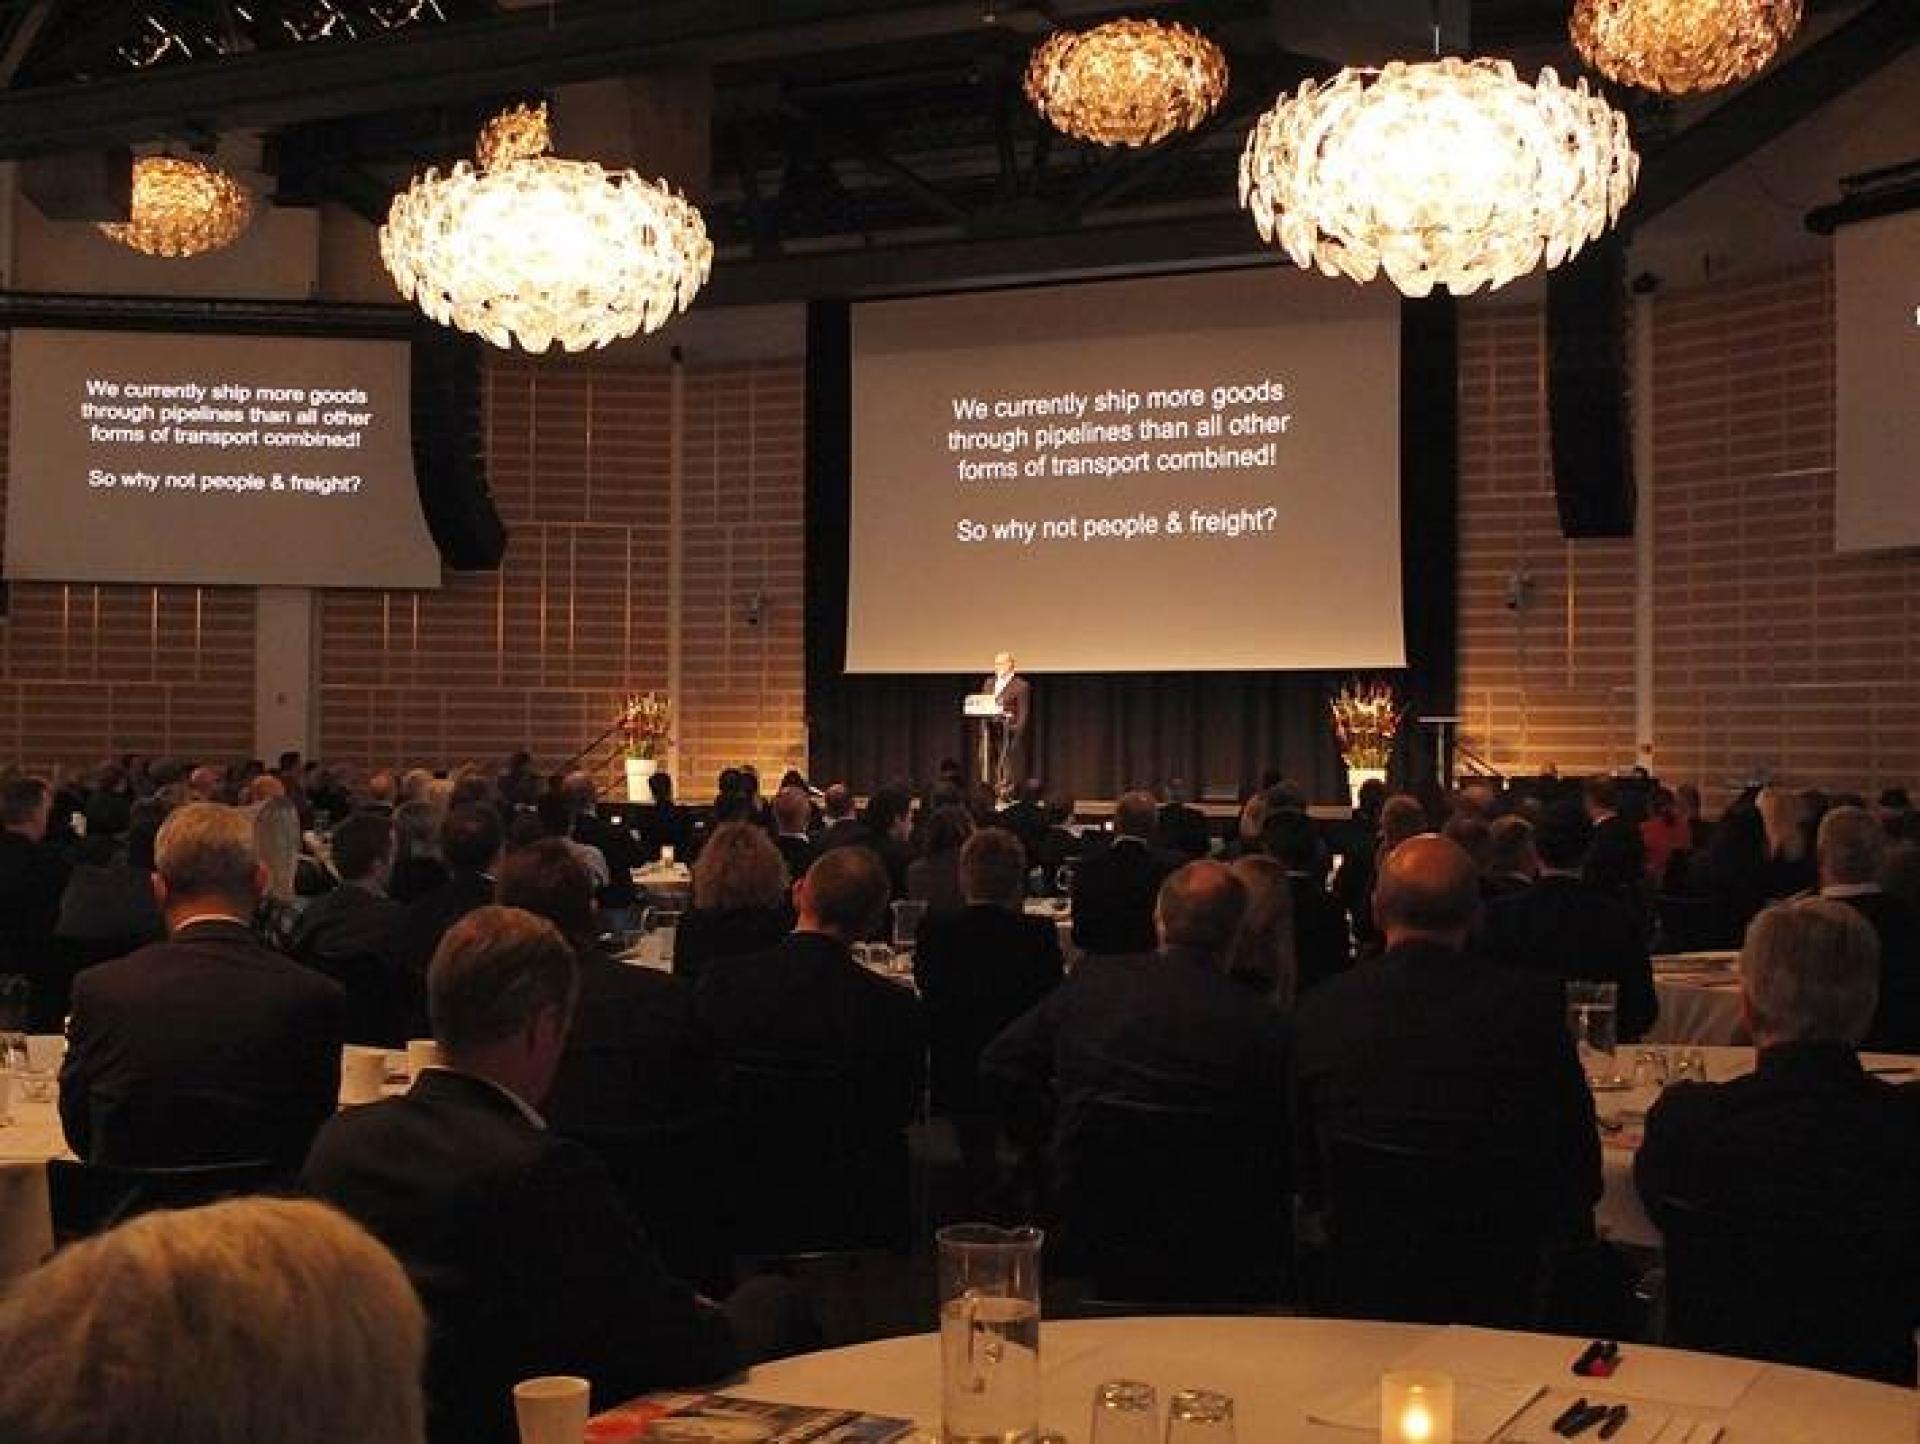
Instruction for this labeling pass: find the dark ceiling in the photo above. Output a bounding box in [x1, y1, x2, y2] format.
[0, 0, 1910, 293]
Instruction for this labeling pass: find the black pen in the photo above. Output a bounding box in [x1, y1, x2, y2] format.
[1597, 1404, 1630, 1439]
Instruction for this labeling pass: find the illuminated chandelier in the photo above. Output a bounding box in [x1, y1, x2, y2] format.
[1571, 0, 1803, 96]
[1024, 18, 1228, 147]
[1239, 58, 1637, 298]
[381, 101, 712, 354]
[99, 155, 257, 259]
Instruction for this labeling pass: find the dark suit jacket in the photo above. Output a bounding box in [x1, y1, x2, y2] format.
[906, 849, 967, 913]
[914, 904, 1064, 1114]
[773, 832, 816, 882]
[392, 868, 495, 977]
[985, 673, 1032, 735]
[1586, 813, 1647, 901]
[672, 904, 793, 986]
[1482, 874, 1658, 1042]
[575, 809, 643, 909]
[291, 882, 421, 1046]
[302, 1068, 735, 1444]
[0, 830, 69, 978]
[1290, 873, 1354, 997]
[695, 930, 926, 1134]
[1154, 802, 1212, 860]
[549, 945, 719, 1132]
[981, 946, 1290, 1177]
[60, 919, 346, 1172]
[1070, 836, 1181, 956]
[1292, 939, 1601, 1230]
[1831, 889, 1920, 1052]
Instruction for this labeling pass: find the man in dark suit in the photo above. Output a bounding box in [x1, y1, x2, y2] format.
[1480, 814, 1539, 901]
[985, 652, 1032, 801]
[59, 802, 346, 1174]
[392, 804, 502, 979]
[1815, 805, 1920, 1051]
[1584, 775, 1647, 906]
[1635, 900, 1920, 1383]
[1259, 807, 1353, 997]
[0, 776, 71, 1021]
[1482, 804, 1658, 1042]
[562, 771, 643, 923]
[304, 906, 787, 1444]
[814, 783, 872, 854]
[1294, 835, 1601, 1236]
[1153, 779, 1213, 860]
[998, 778, 1052, 867]
[770, 784, 818, 882]
[1070, 791, 1181, 957]
[291, 810, 420, 1046]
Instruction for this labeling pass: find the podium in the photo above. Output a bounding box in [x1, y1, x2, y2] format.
[964, 692, 1005, 791]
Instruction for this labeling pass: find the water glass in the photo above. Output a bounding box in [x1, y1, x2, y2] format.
[937, 1224, 1043, 1444]
[892, 899, 929, 950]
[1091, 1381, 1157, 1444]
[1630, 1048, 1670, 1090]
[1670, 1047, 1709, 1084]
[1565, 981, 1621, 1086]
[1164, 1390, 1234, 1444]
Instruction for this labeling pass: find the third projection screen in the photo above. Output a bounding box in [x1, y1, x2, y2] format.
[847, 266, 1404, 673]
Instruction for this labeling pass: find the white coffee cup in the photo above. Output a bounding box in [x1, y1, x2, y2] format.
[660, 844, 676, 866]
[340, 1045, 388, 1106]
[406, 1038, 444, 1077]
[512, 1375, 589, 1444]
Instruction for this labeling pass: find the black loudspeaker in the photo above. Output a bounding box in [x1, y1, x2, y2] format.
[410, 329, 508, 571]
[1546, 233, 1634, 538]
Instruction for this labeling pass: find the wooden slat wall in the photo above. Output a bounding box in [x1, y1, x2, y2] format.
[0, 332, 257, 774]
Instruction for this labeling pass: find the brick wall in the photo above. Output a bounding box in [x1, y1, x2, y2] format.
[0, 333, 257, 773]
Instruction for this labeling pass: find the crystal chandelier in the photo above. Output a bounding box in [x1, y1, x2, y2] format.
[381, 101, 713, 354]
[98, 155, 257, 259]
[1024, 18, 1228, 147]
[1239, 58, 1637, 298]
[1571, 0, 1803, 95]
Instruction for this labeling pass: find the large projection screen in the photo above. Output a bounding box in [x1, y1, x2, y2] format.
[847, 267, 1403, 673]
[5, 328, 442, 588]
[1835, 210, 1920, 553]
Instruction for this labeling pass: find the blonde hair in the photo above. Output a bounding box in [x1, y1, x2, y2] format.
[1757, 786, 1807, 863]
[249, 796, 304, 901]
[1226, 855, 1298, 1006]
[692, 821, 790, 911]
[0, 1197, 425, 1444]
[155, 801, 259, 902]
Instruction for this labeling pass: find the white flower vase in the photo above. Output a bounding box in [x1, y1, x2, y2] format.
[1346, 766, 1386, 809]
[624, 756, 658, 803]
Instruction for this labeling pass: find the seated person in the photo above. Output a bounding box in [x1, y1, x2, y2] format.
[304, 906, 794, 1444]
[673, 821, 794, 985]
[0, 1196, 427, 1444]
[1069, 791, 1182, 956]
[907, 804, 976, 915]
[1635, 900, 1920, 1383]
[60, 802, 346, 1174]
[1259, 808, 1352, 997]
[392, 805, 503, 979]
[1816, 805, 1920, 1051]
[292, 811, 420, 1046]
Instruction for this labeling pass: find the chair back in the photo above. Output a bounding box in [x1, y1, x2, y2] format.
[1659, 1193, 1918, 1385]
[1321, 1131, 1551, 1328]
[1057, 1093, 1291, 1309]
[47, 1157, 279, 1243]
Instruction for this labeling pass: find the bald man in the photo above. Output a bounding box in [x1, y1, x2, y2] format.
[1293, 836, 1601, 1311]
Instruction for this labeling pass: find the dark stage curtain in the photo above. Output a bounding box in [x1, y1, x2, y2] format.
[804, 292, 1458, 805]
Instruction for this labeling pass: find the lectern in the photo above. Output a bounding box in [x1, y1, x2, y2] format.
[964, 692, 1004, 789]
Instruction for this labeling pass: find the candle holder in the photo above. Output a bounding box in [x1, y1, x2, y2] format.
[1380, 1372, 1454, 1444]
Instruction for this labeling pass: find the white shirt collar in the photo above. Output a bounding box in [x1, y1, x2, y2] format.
[1820, 882, 1882, 900]
[171, 910, 252, 933]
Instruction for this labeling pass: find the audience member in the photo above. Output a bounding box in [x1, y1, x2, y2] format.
[770, 784, 817, 881]
[60, 802, 346, 1173]
[392, 804, 503, 978]
[533, 791, 610, 893]
[291, 811, 419, 1046]
[1070, 790, 1181, 956]
[1635, 900, 1920, 1383]
[907, 804, 975, 913]
[1481, 814, 1539, 900]
[388, 799, 450, 904]
[0, 1197, 427, 1444]
[1258, 807, 1351, 996]
[858, 785, 915, 897]
[0, 776, 71, 1012]
[1482, 805, 1658, 1042]
[674, 821, 794, 985]
[1686, 793, 1770, 946]
[1377, 793, 1428, 854]
[562, 771, 643, 922]
[1225, 854, 1297, 1004]
[304, 906, 791, 1444]
[1153, 779, 1212, 859]
[53, 794, 168, 956]
[998, 778, 1050, 860]
[1816, 805, 1920, 1051]
[816, 783, 869, 851]
[639, 769, 693, 861]
[1757, 785, 1817, 900]
[1583, 776, 1646, 904]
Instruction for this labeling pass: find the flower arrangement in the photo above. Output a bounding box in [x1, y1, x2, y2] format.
[1330, 679, 1404, 770]
[617, 692, 672, 760]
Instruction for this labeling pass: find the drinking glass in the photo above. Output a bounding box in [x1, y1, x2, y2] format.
[1630, 1049, 1670, 1090]
[1565, 981, 1621, 1086]
[1164, 1390, 1234, 1444]
[892, 899, 930, 950]
[1091, 1381, 1157, 1444]
[938, 1224, 1043, 1444]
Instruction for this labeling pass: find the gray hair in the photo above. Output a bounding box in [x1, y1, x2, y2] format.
[250, 797, 304, 902]
[1740, 899, 1879, 1045]
[155, 802, 261, 904]
[0, 1197, 425, 1444]
[1816, 805, 1885, 886]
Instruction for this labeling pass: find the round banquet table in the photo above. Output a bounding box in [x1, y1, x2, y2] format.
[0, 1084, 65, 1280]
[722, 1316, 1917, 1442]
[1591, 1044, 1920, 1250]
[1647, 953, 1746, 1045]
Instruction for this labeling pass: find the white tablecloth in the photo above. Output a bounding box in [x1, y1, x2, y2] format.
[0, 1088, 66, 1280]
[1592, 1044, 1920, 1249]
[1648, 977, 1747, 1044]
[716, 1316, 1916, 1442]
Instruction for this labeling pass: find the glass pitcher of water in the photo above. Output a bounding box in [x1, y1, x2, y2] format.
[938, 1223, 1043, 1444]
[1566, 980, 1621, 1087]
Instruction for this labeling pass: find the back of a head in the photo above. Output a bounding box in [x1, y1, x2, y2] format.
[1258, 807, 1321, 871]
[0, 1196, 425, 1444]
[1225, 854, 1296, 1002]
[1155, 859, 1249, 957]
[1441, 812, 1492, 868]
[1758, 785, 1807, 860]
[329, 811, 393, 885]
[648, 768, 675, 805]
[924, 804, 975, 856]
[960, 826, 1027, 907]
[1533, 803, 1594, 872]
[1740, 900, 1879, 1046]
[559, 771, 596, 811]
[1378, 793, 1428, 849]
[441, 803, 504, 874]
[534, 790, 574, 840]
[1, 774, 50, 830]
[1585, 775, 1618, 813]
[156, 802, 261, 909]
[494, 839, 597, 950]
[1373, 834, 1480, 942]
[692, 820, 789, 912]
[392, 800, 439, 858]
[864, 785, 911, 834]
[823, 783, 855, 821]
[428, 905, 579, 1056]
[802, 846, 891, 940]
[772, 784, 812, 833]
[1816, 804, 1885, 887]
[1486, 815, 1538, 877]
[1114, 790, 1158, 840]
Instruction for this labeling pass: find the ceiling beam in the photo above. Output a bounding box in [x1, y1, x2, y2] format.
[0, 0, 1176, 159]
[1628, 0, 1920, 225]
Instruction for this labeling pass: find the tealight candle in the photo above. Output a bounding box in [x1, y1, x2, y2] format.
[1380, 1372, 1454, 1444]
